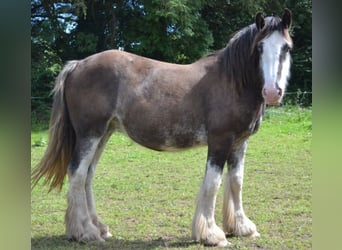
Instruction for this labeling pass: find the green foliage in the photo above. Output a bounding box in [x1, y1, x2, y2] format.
[117, 0, 213, 63]
[31, 38, 62, 124]
[74, 32, 98, 53]
[287, 0, 312, 97]
[202, 0, 268, 49]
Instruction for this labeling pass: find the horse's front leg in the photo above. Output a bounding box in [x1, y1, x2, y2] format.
[192, 138, 231, 247]
[222, 140, 260, 237]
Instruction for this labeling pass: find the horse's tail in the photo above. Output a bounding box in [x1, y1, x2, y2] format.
[31, 60, 79, 192]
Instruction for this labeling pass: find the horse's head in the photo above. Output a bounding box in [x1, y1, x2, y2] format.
[254, 9, 293, 105]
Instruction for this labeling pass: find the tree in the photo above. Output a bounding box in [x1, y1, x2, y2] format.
[31, 0, 312, 124]
[31, 0, 72, 122]
[201, 0, 267, 50]
[118, 0, 213, 63]
[59, 0, 213, 63]
[286, 0, 312, 105]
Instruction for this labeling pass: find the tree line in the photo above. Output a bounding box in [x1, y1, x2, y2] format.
[32, 0, 312, 122]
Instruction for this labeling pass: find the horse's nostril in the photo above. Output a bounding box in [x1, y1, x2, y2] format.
[262, 88, 267, 97]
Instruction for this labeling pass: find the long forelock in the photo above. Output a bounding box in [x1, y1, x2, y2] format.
[253, 16, 293, 49]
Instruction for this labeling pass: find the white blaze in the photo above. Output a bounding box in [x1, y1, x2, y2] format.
[259, 31, 291, 104]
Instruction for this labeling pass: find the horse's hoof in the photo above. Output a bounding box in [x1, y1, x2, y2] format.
[216, 238, 231, 247]
[204, 238, 231, 247]
[97, 237, 106, 242]
[249, 231, 260, 238]
[81, 233, 105, 243]
[102, 231, 113, 239]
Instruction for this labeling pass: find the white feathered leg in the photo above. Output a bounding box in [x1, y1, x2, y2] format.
[65, 137, 104, 242]
[85, 131, 113, 239]
[222, 141, 260, 237]
[192, 159, 229, 247]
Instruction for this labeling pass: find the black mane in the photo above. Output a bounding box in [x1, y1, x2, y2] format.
[219, 16, 286, 93]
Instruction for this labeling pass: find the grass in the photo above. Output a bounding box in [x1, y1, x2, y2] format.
[31, 105, 312, 249]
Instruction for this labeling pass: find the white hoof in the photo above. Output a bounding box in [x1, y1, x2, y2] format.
[195, 224, 230, 247]
[249, 230, 260, 238]
[233, 213, 259, 237]
[216, 238, 231, 247]
[102, 231, 113, 239]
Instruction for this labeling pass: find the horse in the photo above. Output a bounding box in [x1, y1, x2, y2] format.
[32, 9, 293, 247]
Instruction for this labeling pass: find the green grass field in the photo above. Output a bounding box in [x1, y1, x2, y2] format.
[31, 106, 312, 249]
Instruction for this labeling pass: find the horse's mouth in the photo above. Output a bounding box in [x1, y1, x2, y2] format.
[264, 98, 282, 106]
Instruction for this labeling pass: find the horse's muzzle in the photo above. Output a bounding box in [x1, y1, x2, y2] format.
[262, 86, 282, 105]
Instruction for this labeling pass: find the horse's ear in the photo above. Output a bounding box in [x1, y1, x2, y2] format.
[282, 8, 292, 29]
[255, 12, 265, 31]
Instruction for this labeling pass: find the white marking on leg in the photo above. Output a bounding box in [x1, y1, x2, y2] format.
[85, 134, 113, 239]
[66, 137, 104, 242]
[222, 142, 259, 237]
[223, 169, 235, 235]
[192, 159, 229, 247]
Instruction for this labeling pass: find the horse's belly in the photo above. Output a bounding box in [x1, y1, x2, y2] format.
[160, 124, 208, 151]
[121, 123, 208, 152]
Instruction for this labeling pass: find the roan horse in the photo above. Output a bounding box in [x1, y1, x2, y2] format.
[32, 9, 293, 247]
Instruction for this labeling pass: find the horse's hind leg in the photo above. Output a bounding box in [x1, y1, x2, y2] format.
[65, 136, 104, 242]
[222, 140, 260, 237]
[85, 128, 114, 239]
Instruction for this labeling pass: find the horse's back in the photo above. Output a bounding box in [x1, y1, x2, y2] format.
[63, 50, 211, 150]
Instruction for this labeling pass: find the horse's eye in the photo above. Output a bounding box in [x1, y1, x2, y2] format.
[283, 44, 291, 52]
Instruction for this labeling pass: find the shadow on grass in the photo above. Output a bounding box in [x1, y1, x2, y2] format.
[31, 235, 199, 249]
